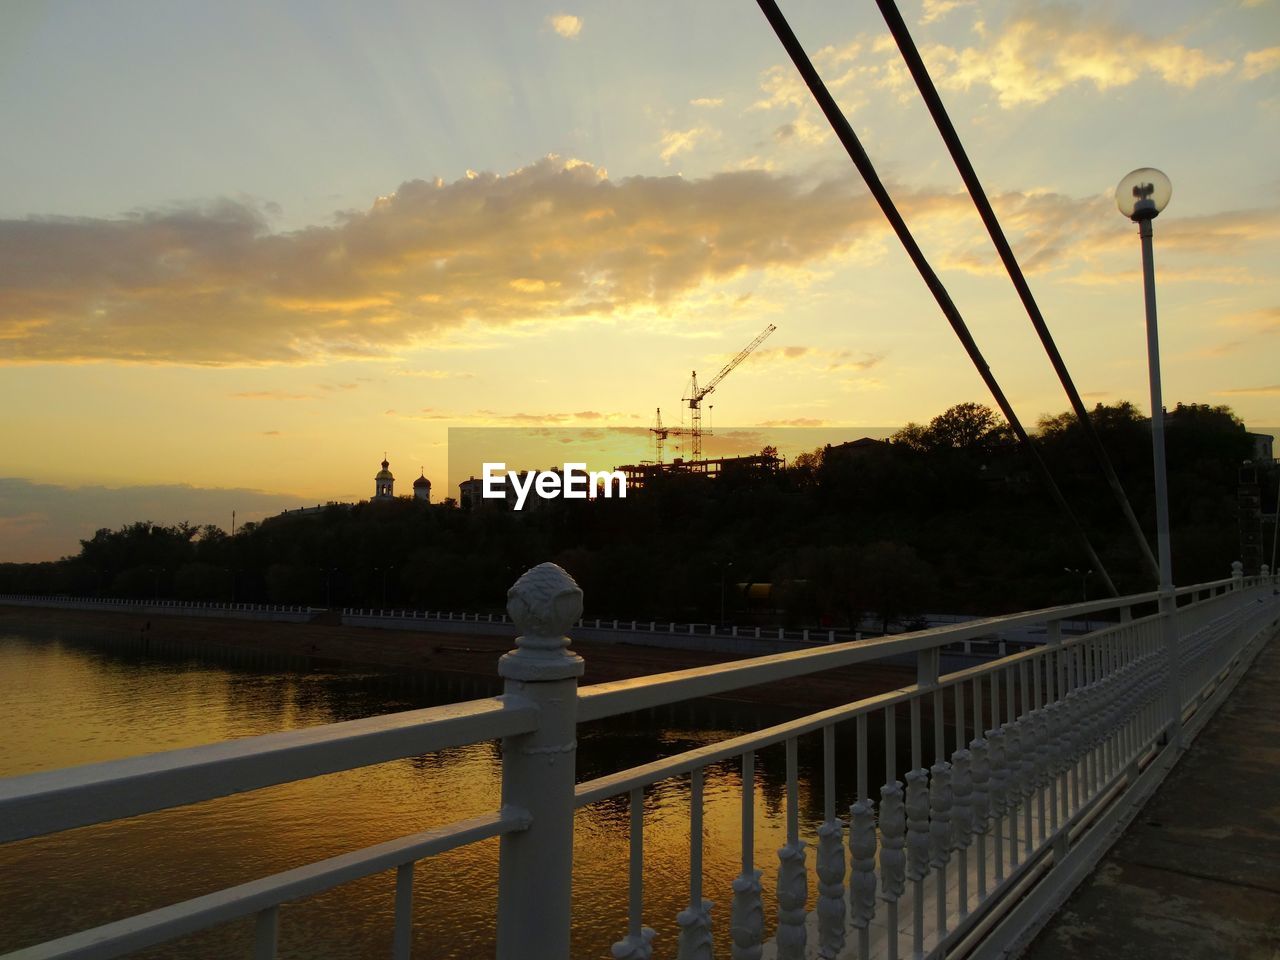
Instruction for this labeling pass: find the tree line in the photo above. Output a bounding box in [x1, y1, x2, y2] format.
[1, 401, 1268, 627]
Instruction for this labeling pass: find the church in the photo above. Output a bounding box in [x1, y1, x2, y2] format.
[372, 456, 432, 503]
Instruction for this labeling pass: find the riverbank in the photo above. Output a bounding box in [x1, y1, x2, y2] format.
[0, 604, 912, 711]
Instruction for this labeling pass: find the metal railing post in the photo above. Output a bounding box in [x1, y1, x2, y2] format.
[496, 563, 584, 960]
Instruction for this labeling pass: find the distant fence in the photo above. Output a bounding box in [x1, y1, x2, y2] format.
[340, 607, 1113, 661]
[0, 595, 321, 624]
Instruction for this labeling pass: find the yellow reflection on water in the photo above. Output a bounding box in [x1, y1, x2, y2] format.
[2, 632, 844, 959]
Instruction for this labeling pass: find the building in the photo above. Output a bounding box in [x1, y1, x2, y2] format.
[458, 471, 530, 510]
[374, 457, 395, 500]
[1247, 432, 1275, 464]
[824, 437, 887, 459]
[267, 457, 429, 522]
[413, 470, 432, 502]
[615, 452, 782, 492]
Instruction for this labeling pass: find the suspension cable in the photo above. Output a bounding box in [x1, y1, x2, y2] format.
[873, 0, 1160, 585]
[754, 0, 1119, 595]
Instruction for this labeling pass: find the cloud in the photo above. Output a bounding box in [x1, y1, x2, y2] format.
[1214, 385, 1280, 396]
[658, 126, 716, 162]
[920, 0, 975, 25]
[753, 66, 814, 112]
[0, 478, 303, 562]
[0, 157, 914, 365]
[920, 186, 1280, 284]
[922, 6, 1235, 107]
[690, 97, 724, 108]
[751, 43, 879, 149]
[388, 407, 632, 425]
[1243, 46, 1280, 79]
[758, 417, 830, 427]
[756, 345, 816, 361]
[753, 345, 884, 374]
[232, 390, 317, 400]
[391, 368, 476, 379]
[1218, 306, 1280, 331]
[548, 14, 581, 39]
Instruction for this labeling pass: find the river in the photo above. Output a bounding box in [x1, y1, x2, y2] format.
[0, 624, 862, 959]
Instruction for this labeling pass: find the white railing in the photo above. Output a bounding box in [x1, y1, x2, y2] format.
[1, 565, 1276, 960]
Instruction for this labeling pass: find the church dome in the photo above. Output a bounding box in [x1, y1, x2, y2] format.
[413, 473, 431, 487]
[375, 457, 394, 481]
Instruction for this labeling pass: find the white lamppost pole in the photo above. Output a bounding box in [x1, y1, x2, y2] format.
[1116, 166, 1179, 739]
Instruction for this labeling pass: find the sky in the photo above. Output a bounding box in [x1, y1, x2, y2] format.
[1, 0, 1278, 561]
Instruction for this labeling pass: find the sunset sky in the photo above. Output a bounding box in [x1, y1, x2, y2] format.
[2, 0, 1278, 560]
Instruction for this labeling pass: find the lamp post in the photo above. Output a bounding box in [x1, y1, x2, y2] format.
[1116, 166, 1179, 739]
[1064, 566, 1092, 603]
[1116, 167, 1174, 595]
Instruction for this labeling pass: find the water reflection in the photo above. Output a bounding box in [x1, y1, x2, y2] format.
[0, 629, 909, 959]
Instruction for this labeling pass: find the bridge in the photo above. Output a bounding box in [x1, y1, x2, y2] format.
[1, 562, 1277, 960]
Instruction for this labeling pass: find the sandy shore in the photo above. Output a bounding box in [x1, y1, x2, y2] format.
[0, 604, 914, 711]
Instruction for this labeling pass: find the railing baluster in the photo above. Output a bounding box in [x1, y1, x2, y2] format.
[880, 727, 905, 960]
[851, 714, 875, 960]
[613, 788, 655, 958]
[910, 697, 923, 774]
[930, 753, 953, 942]
[857, 714, 868, 803]
[392, 862, 414, 960]
[817, 726, 846, 958]
[253, 906, 278, 960]
[677, 768, 712, 960]
[972, 677, 989, 901]
[776, 739, 807, 960]
[731, 753, 762, 960]
[933, 688, 945, 765]
[905, 697, 929, 959]
[1019, 661, 1034, 858]
[886, 704, 897, 785]
[630, 789, 645, 940]
[1005, 666, 1021, 868]
[953, 681, 969, 917]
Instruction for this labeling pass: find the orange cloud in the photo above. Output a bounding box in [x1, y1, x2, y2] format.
[1214, 384, 1280, 396]
[232, 390, 317, 401]
[922, 6, 1234, 106]
[753, 345, 884, 374]
[0, 157, 906, 366]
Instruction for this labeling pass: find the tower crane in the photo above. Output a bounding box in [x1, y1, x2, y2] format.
[649, 407, 694, 464]
[681, 323, 776, 460]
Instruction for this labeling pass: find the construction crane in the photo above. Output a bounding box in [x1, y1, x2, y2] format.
[681, 323, 776, 460]
[649, 407, 694, 464]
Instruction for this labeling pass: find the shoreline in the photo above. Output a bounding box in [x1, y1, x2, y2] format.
[0, 604, 913, 711]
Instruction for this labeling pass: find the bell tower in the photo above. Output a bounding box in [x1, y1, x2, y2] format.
[374, 455, 395, 499]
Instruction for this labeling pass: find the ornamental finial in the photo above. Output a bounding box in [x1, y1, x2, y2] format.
[500, 562, 585, 681]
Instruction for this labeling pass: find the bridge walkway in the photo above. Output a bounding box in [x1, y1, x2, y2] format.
[1021, 629, 1280, 960]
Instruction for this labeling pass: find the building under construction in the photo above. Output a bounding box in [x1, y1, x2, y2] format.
[613, 323, 782, 490]
[615, 451, 782, 492]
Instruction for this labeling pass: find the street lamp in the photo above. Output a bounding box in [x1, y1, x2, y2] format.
[1116, 167, 1173, 595]
[1064, 567, 1092, 603]
[1117, 166, 1178, 738]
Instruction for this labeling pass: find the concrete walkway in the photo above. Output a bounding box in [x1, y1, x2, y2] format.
[1021, 631, 1280, 960]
